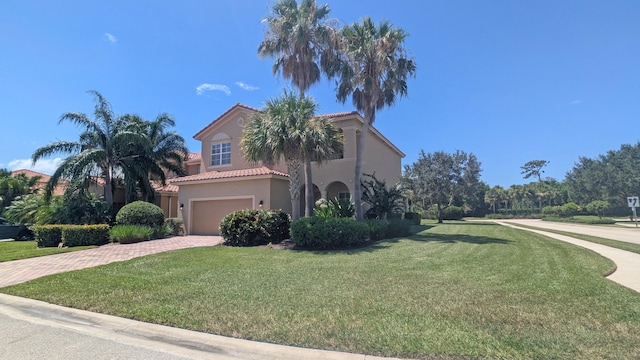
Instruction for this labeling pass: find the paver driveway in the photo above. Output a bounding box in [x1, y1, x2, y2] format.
[0, 236, 223, 288]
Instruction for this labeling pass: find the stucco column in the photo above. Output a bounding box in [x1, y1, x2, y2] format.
[320, 191, 327, 200]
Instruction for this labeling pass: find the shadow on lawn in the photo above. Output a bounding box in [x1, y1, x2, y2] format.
[310, 223, 512, 255]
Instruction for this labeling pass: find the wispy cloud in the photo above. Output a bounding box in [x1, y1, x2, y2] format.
[104, 32, 117, 44]
[235, 82, 259, 91]
[7, 158, 64, 175]
[571, 100, 582, 105]
[196, 83, 231, 96]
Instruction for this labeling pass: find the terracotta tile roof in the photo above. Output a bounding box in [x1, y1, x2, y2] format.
[320, 111, 360, 118]
[187, 152, 201, 161]
[193, 103, 262, 139]
[152, 178, 179, 193]
[11, 169, 67, 196]
[193, 103, 361, 140]
[171, 166, 288, 184]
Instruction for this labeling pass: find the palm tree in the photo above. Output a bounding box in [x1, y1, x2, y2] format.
[119, 114, 188, 203]
[301, 115, 343, 216]
[258, 0, 340, 216]
[0, 170, 41, 213]
[241, 91, 339, 220]
[334, 17, 416, 219]
[258, 0, 338, 97]
[32, 90, 146, 211]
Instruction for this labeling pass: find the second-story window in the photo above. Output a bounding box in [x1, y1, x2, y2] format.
[211, 142, 231, 166]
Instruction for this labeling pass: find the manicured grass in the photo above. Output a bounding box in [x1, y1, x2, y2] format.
[510, 223, 640, 255]
[0, 241, 96, 262]
[2, 223, 640, 359]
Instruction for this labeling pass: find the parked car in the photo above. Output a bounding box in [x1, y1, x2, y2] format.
[0, 217, 34, 240]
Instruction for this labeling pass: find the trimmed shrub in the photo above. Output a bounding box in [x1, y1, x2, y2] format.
[542, 216, 616, 225]
[220, 209, 290, 247]
[442, 206, 464, 220]
[291, 217, 369, 250]
[33, 225, 64, 247]
[110, 225, 153, 244]
[559, 202, 579, 218]
[62, 225, 110, 247]
[165, 218, 184, 236]
[115, 201, 165, 228]
[404, 212, 421, 225]
[386, 219, 412, 238]
[586, 200, 611, 218]
[367, 220, 389, 241]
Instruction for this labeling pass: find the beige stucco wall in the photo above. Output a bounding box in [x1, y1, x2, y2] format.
[195, 107, 287, 174]
[157, 193, 179, 218]
[177, 176, 289, 234]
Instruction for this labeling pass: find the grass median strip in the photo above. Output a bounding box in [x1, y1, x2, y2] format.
[0, 241, 96, 262]
[2, 222, 639, 359]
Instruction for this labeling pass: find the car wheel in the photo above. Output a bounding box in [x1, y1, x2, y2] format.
[16, 229, 34, 241]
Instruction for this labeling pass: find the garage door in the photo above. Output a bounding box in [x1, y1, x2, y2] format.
[191, 198, 253, 235]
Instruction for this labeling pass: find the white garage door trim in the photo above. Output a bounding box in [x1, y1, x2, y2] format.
[188, 195, 255, 235]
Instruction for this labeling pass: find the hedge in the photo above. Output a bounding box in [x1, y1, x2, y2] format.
[34, 224, 110, 247]
[291, 217, 369, 250]
[220, 209, 290, 247]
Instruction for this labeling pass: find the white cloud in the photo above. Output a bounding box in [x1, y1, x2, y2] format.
[104, 33, 117, 44]
[235, 82, 259, 91]
[571, 100, 582, 105]
[196, 83, 231, 96]
[7, 158, 64, 175]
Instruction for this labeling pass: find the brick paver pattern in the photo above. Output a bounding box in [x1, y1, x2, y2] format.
[0, 236, 223, 288]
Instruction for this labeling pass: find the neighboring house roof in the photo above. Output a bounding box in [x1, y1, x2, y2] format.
[10, 169, 67, 196]
[172, 166, 288, 185]
[187, 152, 201, 161]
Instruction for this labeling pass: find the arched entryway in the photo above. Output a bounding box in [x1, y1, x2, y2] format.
[325, 181, 350, 202]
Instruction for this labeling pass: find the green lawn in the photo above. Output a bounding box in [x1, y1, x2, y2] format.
[0, 241, 96, 262]
[2, 223, 640, 359]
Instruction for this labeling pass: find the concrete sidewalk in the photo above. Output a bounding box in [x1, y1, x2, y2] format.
[496, 221, 640, 293]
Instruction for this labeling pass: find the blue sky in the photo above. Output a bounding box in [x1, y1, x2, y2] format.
[1, 0, 638, 187]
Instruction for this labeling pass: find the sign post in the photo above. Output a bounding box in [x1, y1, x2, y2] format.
[627, 196, 639, 227]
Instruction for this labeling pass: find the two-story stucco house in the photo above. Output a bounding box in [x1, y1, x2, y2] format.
[171, 103, 404, 235]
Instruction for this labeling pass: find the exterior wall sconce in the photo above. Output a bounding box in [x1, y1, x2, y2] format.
[179, 203, 184, 211]
[258, 200, 264, 208]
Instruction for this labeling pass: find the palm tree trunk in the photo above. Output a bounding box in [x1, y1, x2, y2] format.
[287, 159, 302, 220]
[354, 120, 371, 221]
[104, 164, 114, 212]
[304, 159, 314, 217]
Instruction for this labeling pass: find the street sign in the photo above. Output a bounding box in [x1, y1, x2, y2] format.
[627, 196, 639, 208]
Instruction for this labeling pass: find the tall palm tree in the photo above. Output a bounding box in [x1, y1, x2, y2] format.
[258, 0, 338, 97]
[334, 17, 416, 219]
[32, 90, 146, 210]
[241, 91, 339, 220]
[258, 0, 340, 216]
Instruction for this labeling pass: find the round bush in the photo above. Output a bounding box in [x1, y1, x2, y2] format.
[220, 209, 290, 247]
[115, 201, 165, 227]
[442, 206, 464, 220]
